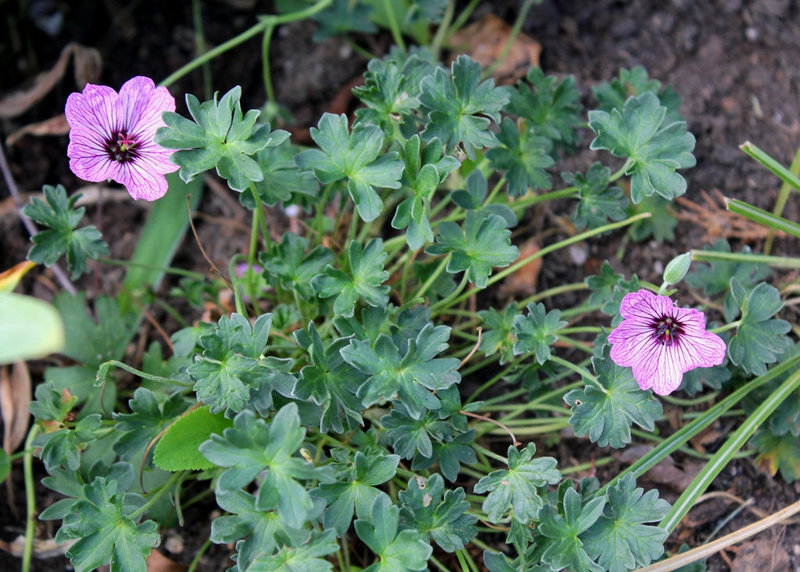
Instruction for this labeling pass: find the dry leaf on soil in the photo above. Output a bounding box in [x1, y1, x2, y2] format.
[0, 361, 32, 454]
[0, 42, 102, 119]
[6, 114, 70, 146]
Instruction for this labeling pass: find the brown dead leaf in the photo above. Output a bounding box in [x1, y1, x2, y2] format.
[499, 239, 541, 297]
[147, 549, 188, 572]
[0, 42, 102, 119]
[0, 535, 75, 558]
[6, 113, 70, 146]
[449, 14, 541, 84]
[0, 361, 31, 454]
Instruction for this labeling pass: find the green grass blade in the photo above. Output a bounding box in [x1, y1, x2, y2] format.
[725, 197, 800, 238]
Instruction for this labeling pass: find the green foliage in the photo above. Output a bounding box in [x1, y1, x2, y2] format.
[53, 464, 159, 572]
[312, 0, 376, 39]
[585, 261, 623, 306]
[354, 55, 435, 135]
[398, 473, 477, 552]
[157, 86, 289, 191]
[474, 443, 560, 524]
[566, 163, 629, 230]
[627, 193, 678, 242]
[32, 413, 103, 471]
[419, 54, 509, 158]
[246, 138, 320, 207]
[22, 185, 108, 279]
[313, 451, 399, 535]
[427, 210, 519, 288]
[248, 529, 339, 571]
[311, 238, 390, 318]
[261, 232, 334, 299]
[512, 302, 567, 365]
[478, 303, 519, 364]
[589, 91, 696, 203]
[536, 486, 606, 572]
[565, 348, 663, 448]
[340, 323, 460, 419]
[292, 323, 364, 433]
[728, 279, 792, 376]
[354, 495, 433, 572]
[507, 67, 583, 151]
[582, 474, 670, 571]
[113, 387, 190, 462]
[296, 113, 404, 222]
[200, 405, 331, 529]
[187, 313, 295, 413]
[392, 135, 459, 249]
[486, 117, 554, 196]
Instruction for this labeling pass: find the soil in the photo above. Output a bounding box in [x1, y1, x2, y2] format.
[1, 0, 799, 570]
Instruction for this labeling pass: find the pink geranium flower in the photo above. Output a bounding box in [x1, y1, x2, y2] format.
[607, 289, 727, 395]
[65, 76, 178, 201]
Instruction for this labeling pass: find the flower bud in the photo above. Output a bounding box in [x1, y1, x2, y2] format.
[662, 252, 692, 285]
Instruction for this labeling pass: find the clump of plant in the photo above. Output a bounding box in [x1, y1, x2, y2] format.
[3, 1, 800, 571]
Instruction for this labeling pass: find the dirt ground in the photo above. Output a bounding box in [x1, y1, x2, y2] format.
[1, 0, 800, 570]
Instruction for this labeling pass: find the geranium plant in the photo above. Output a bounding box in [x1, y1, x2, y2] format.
[4, 1, 800, 571]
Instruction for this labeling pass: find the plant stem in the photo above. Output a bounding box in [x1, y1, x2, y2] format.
[381, 0, 406, 54]
[22, 424, 40, 572]
[159, 0, 335, 88]
[130, 470, 184, 520]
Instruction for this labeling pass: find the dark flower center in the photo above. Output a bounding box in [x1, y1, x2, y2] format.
[104, 130, 141, 163]
[651, 315, 684, 346]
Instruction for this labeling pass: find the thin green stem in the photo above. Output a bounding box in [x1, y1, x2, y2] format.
[410, 254, 451, 303]
[97, 360, 194, 388]
[191, 0, 212, 99]
[549, 355, 605, 392]
[22, 424, 40, 572]
[159, 0, 334, 88]
[430, 272, 471, 315]
[261, 22, 276, 104]
[187, 538, 212, 572]
[473, 443, 508, 464]
[131, 471, 184, 519]
[609, 158, 635, 182]
[430, 0, 455, 60]
[765, 146, 800, 254]
[381, 0, 406, 53]
[691, 249, 800, 269]
[483, 0, 537, 79]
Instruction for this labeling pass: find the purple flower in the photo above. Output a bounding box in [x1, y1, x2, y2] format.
[607, 289, 726, 395]
[65, 76, 178, 201]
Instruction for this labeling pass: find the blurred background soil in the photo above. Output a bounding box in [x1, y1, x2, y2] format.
[1, 1, 799, 570]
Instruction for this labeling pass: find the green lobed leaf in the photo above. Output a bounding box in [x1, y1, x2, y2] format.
[412, 428, 478, 483]
[420, 54, 510, 159]
[292, 322, 365, 433]
[566, 163, 629, 230]
[261, 233, 334, 299]
[427, 210, 519, 288]
[512, 302, 567, 365]
[157, 86, 289, 192]
[728, 279, 792, 376]
[478, 303, 519, 365]
[474, 443, 560, 524]
[153, 405, 233, 471]
[751, 428, 800, 482]
[22, 185, 109, 279]
[582, 474, 670, 571]
[32, 413, 103, 471]
[506, 67, 584, 150]
[187, 313, 295, 414]
[199, 404, 331, 528]
[248, 529, 339, 571]
[565, 348, 663, 448]
[311, 238, 390, 318]
[313, 451, 400, 536]
[113, 388, 190, 462]
[354, 495, 433, 572]
[245, 138, 320, 207]
[585, 261, 624, 306]
[486, 117, 554, 196]
[296, 113, 403, 222]
[311, 0, 376, 39]
[211, 488, 317, 570]
[398, 473, 477, 552]
[537, 486, 606, 572]
[57, 465, 160, 572]
[588, 91, 696, 203]
[341, 323, 460, 419]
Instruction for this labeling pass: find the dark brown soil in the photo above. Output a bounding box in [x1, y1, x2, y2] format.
[1, 1, 799, 570]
